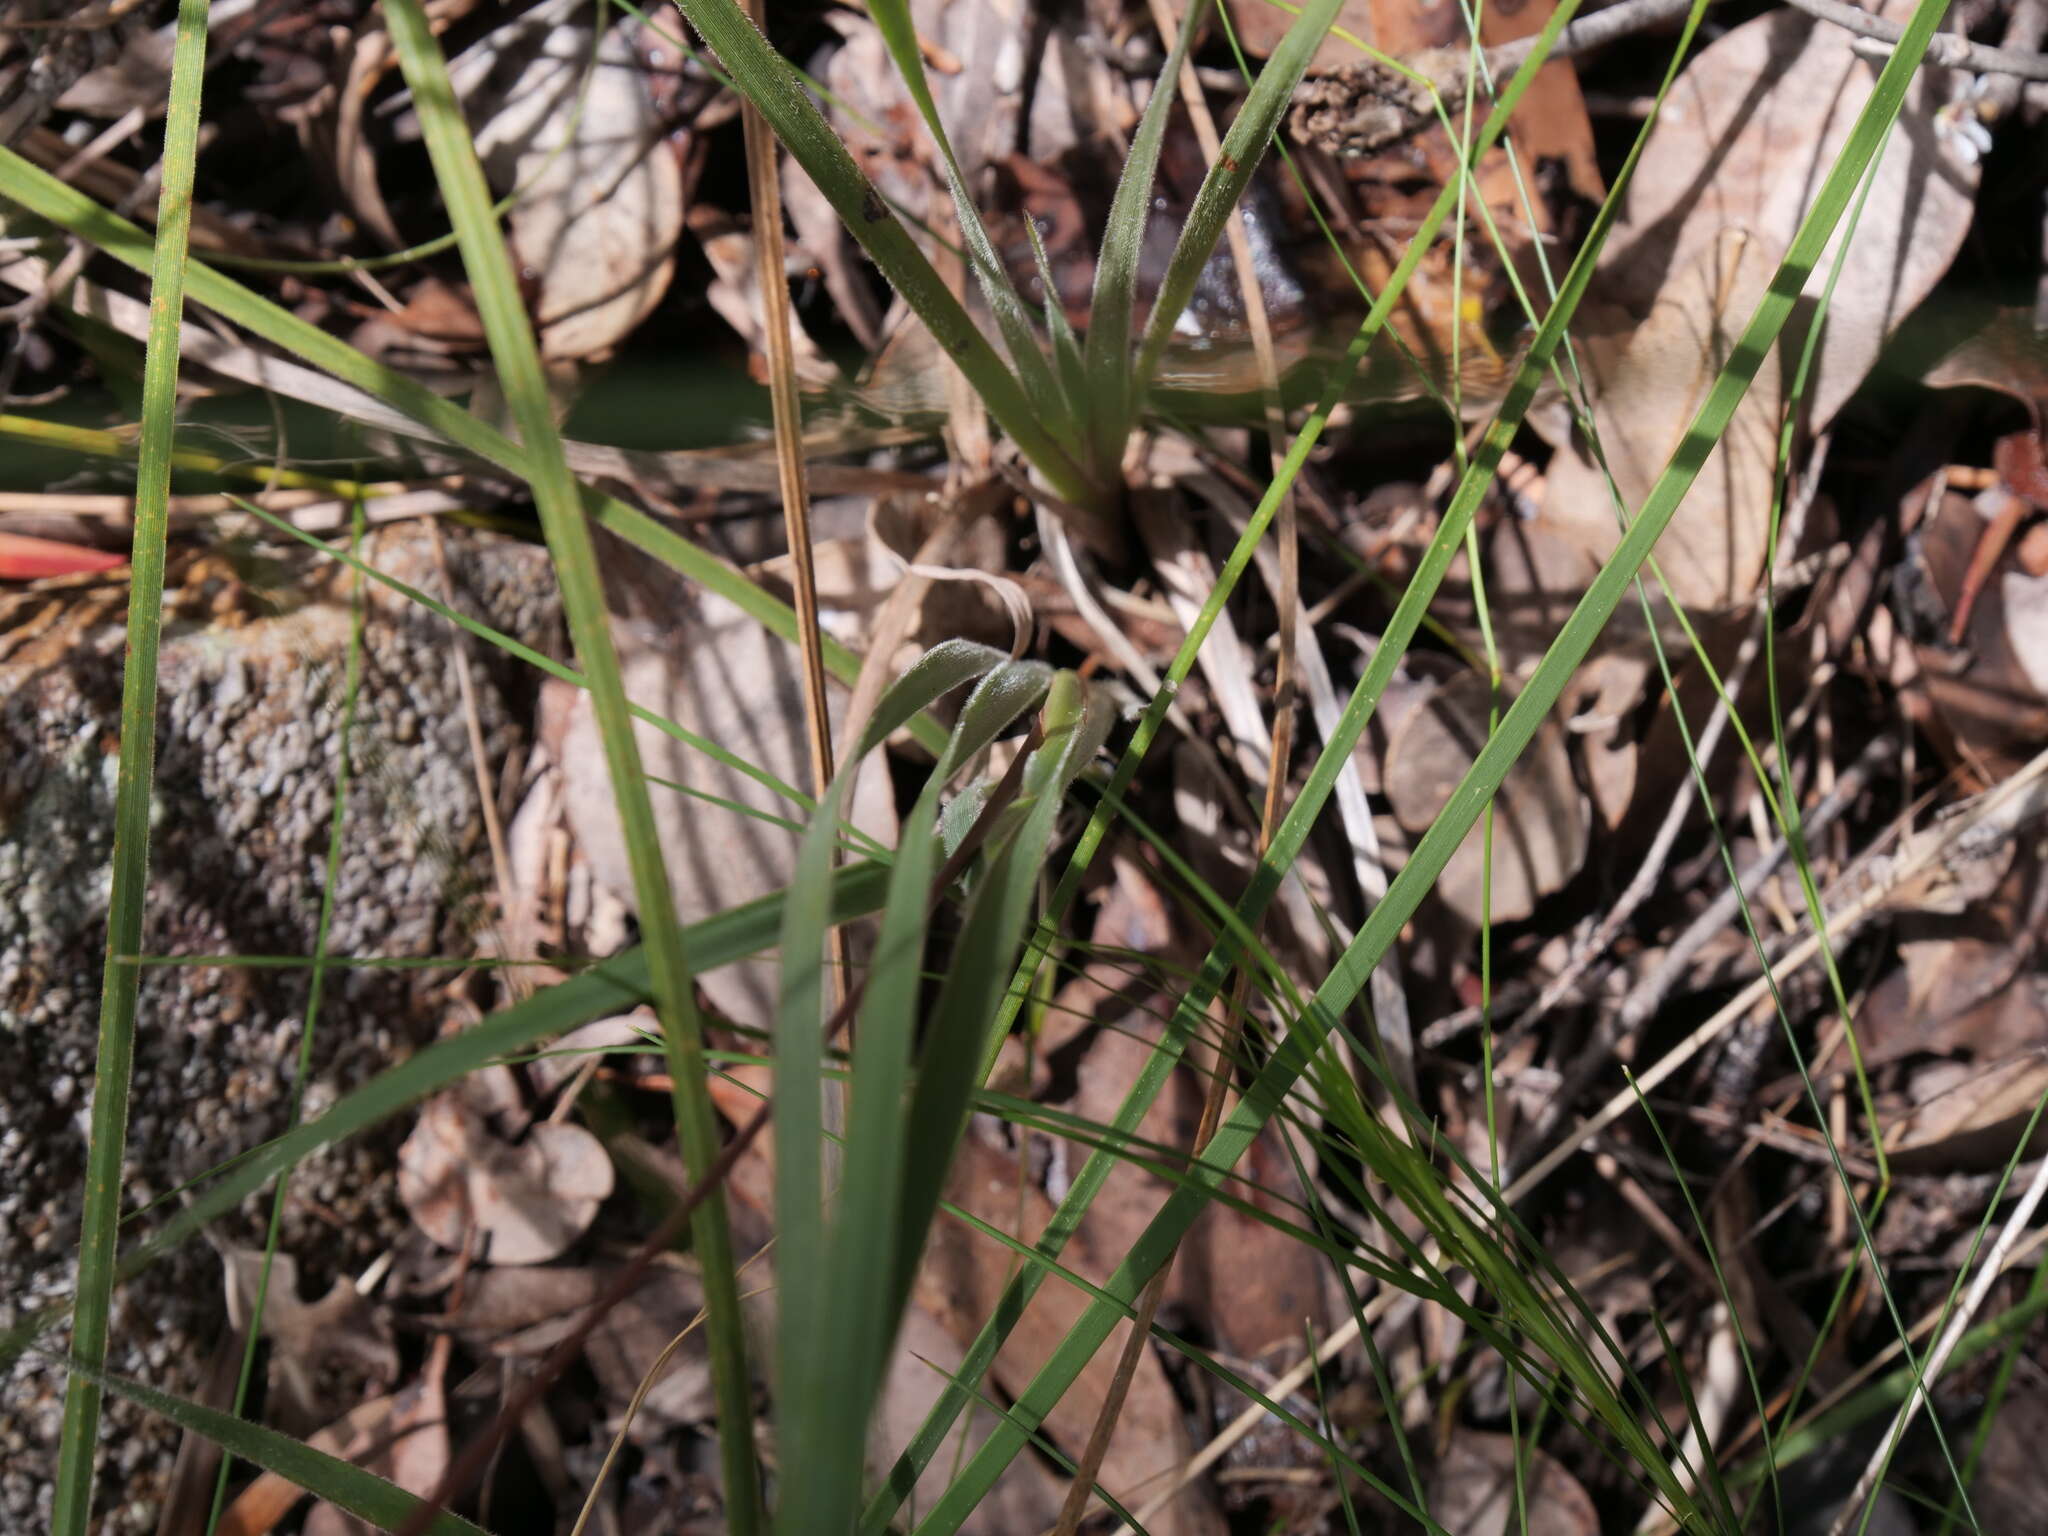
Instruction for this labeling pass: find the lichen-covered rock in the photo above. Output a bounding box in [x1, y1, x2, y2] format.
[0, 522, 560, 1530]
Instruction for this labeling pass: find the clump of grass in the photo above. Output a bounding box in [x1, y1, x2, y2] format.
[1, 0, 1977, 1531]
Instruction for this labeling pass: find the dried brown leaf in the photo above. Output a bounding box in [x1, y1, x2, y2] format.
[449, 0, 683, 360]
[1595, 2, 1978, 432]
[1380, 668, 1588, 925]
[1430, 1431, 1598, 1536]
[554, 590, 897, 1031]
[1887, 1050, 2048, 1169]
[1541, 229, 1783, 611]
[396, 1095, 614, 1265]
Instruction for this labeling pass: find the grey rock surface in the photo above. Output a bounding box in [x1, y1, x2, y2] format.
[0, 522, 559, 1530]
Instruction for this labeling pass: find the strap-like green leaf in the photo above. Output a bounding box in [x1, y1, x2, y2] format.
[778, 656, 1052, 1535]
[0, 862, 891, 1375]
[64, 1359, 486, 1536]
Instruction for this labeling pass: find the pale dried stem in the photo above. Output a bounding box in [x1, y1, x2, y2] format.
[1826, 1131, 2048, 1535]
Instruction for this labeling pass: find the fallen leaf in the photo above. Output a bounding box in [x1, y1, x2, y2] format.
[1380, 667, 1588, 925]
[1903, 484, 2048, 774]
[919, 1128, 1226, 1536]
[1860, 913, 2047, 1070]
[448, 0, 683, 360]
[872, 1302, 1069, 1534]
[306, 1340, 450, 1536]
[1958, 1391, 2048, 1533]
[1542, 0, 1978, 610]
[1886, 1051, 2048, 1170]
[1595, 1, 1978, 432]
[2004, 566, 2048, 697]
[397, 1094, 614, 1265]
[1541, 229, 1783, 611]
[1055, 1021, 1328, 1368]
[1430, 1431, 1598, 1536]
[216, 1395, 397, 1536]
[1913, 301, 2048, 426]
[554, 589, 897, 1033]
[0, 531, 126, 580]
[217, 1248, 397, 1436]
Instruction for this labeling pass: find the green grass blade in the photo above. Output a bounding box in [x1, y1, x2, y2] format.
[862, 0, 1074, 449]
[891, 676, 1113, 1312]
[380, 3, 762, 1520]
[0, 147, 952, 758]
[778, 656, 1052, 1534]
[59, 1359, 487, 1536]
[908, 2, 1949, 1523]
[0, 863, 891, 1377]
[661, 0, 1089, 501]
[1131, 0, 1345, 389]
[863, 14, 1620, 1515]
[48, 0, 210, 1525]
[1081, 0, 1212, 472]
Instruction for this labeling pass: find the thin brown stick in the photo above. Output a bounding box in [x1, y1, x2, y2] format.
[1779, 0, 2048, 77]
[738, 0, 850, 1201]
[1486, 0, 1706, 72]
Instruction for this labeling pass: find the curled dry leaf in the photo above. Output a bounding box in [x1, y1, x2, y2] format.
[1380, 668, 1588, 926]
[1430, 1431, 1598, 1536]
[448, 0, 683, 360]
[217, 1248, 398, 1434]
[1902, 484, 2048, 775]
[397, 1094, 614, 1265]
[1915, 302, 2048, 427]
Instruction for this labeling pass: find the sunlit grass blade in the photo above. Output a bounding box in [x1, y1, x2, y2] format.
[49, 0, 210, 1526]
[380, 4, 762, 1522]
[906, 2, 1949, 1523]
